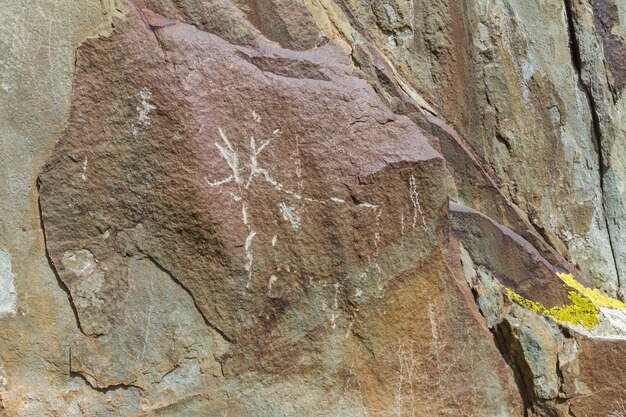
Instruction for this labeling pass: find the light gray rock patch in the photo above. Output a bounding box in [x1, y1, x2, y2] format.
[0, 361, 7, 391]
[0, 249, 17, 315]
[62, 249, 96, 276]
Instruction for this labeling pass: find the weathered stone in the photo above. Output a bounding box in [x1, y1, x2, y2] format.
[318, 0, 622, 297]
[31, 4, 524, 415]
[561, 335, 626, 416]
[592, 0, 626, 97]
[69, 256, 228, 393]
[0, 0, 127, 414]
[2, 0, 626, 415]
[457, 202, 626, 417]
[566, 0, 626, 298]
[135, 0, 260, 46]
[497, 309, 560, 402]
[450, 203, 575, 308]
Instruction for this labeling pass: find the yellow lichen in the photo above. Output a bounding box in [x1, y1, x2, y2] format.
[505, 272, 626, 329]
[505, 288, 546, 314]
[556, 272, 626, 310]
[546, 291, 600, 328]
[506, 283, 601, 329]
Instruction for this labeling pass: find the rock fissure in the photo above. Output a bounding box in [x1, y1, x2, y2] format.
[36, 182, 86, 337]
[71, 370, 143, 393]
[491, 325, 535, 415]
[138, 252, 234, 345]
[563, 0, 622, 296]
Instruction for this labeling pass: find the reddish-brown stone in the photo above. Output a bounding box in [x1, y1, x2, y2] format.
[37, 6, 523, 414]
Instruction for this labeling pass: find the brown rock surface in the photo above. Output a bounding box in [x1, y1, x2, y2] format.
[33, 6, 523, 416]
[1, 0, 626, 415]
[454, 201, 626, 417]
[563, 335, 626, 416]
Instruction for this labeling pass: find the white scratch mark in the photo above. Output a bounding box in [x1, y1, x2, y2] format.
[138, 304, 154, 366]
[375, 262, 384, 293]
[244, 230, 257, 288]
[374, 208, 382, 255]
[268, 275, 278, 294]
[428, 302, 439, 344]
[47, 16, 54, 85]
[271, 235, 277, 247]
[279, 202, 301, 231]
[295, 135, 304, 193]
[345, 317, 354, 338]
[330, 313, 338, 330]
[242, 202, 249, 225]
[245, 135, 273, 189]
[81, 158, 88, 181]
[330, 197, 345, 203]
[252, 110, 262, 123]
[394, 341, 418, 417]
[330, 282, 340, 330]
[132, 87, 156, 138]
[409, 175, 427, 230]
[137, 88, 155, 123]
[357, 201, 378, 209]
[215, 128, 243, 186]
[205, 175, 234, 187]
[409, 0, 415, 35]
[228, 191, 242, 202]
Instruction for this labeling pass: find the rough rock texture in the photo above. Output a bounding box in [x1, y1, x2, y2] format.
[1, 0, 626, 416]
[455, 208, 626, 416]
[34, 9, 521, 415]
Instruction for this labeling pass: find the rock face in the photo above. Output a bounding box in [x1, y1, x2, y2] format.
[1, 0, 625, 416]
